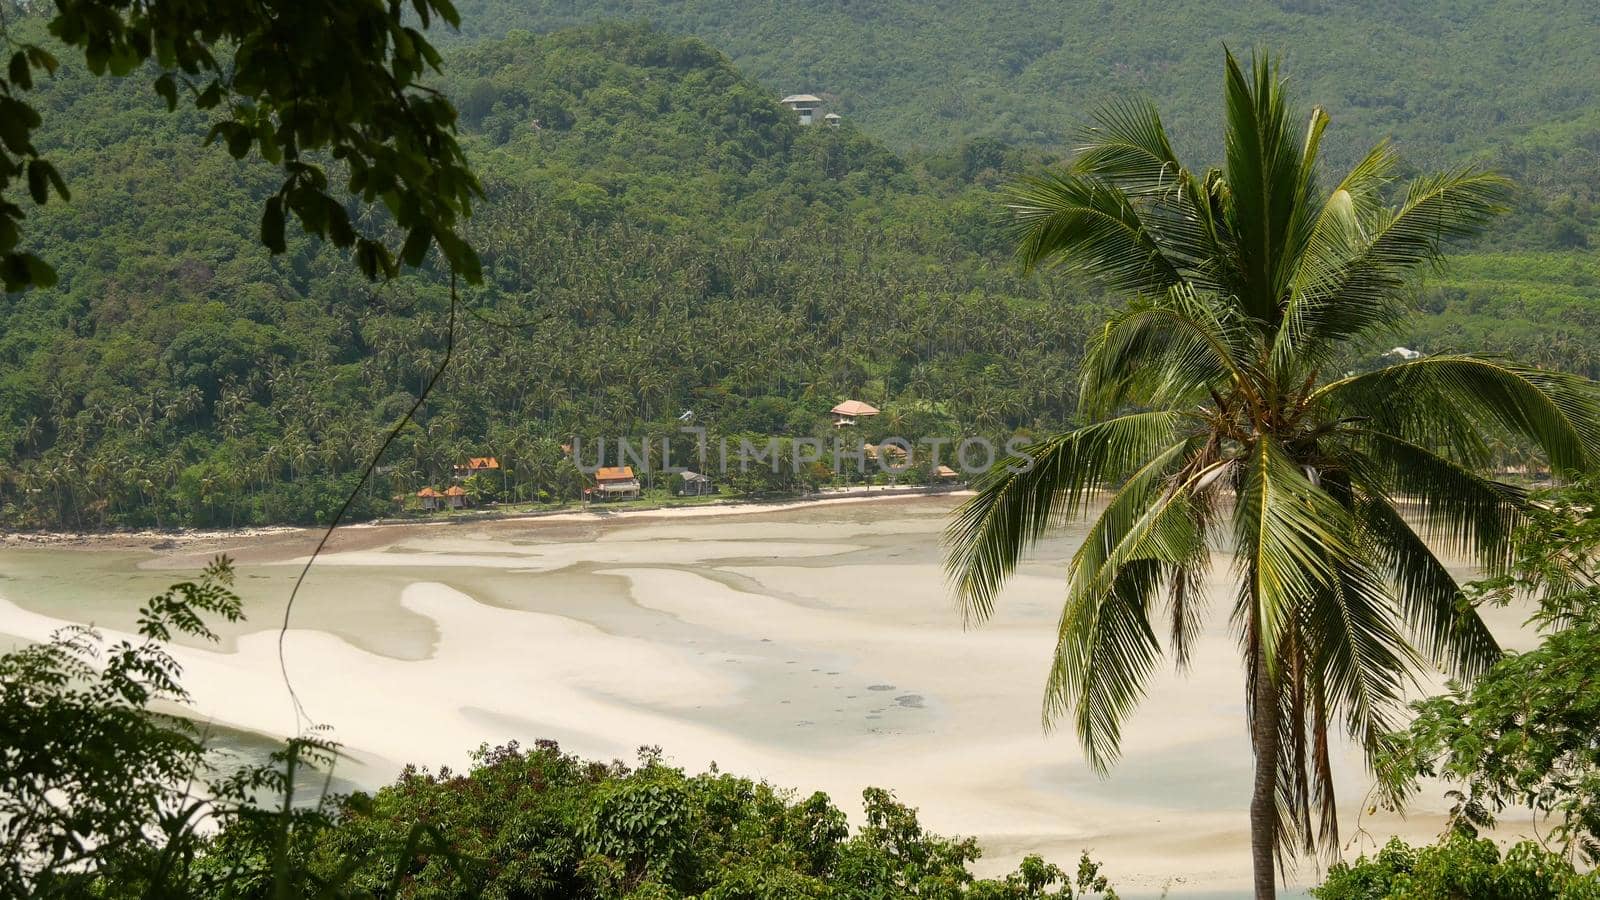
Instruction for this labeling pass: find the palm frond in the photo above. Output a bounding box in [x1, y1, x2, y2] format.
[1307, 550, 1417, 753]
[1275, 168, 1508, 371]
[1233, 440, 1356, 670]
[945, 412, 1187, 622]
[1317, 355, 1600, 475]
[1361, 167, 1511, 272]
[1275, 142, 1404, 368]
[1049, 559, 1167, 773]
[1067, 455, 1224, 604]
[1047, 457, 1224, 770]
[1072, 97, 1186, 195]
[1264, 544, 1413, 863]
[1080, 284, 1255, 417]
[1007, 172, 1184, 295]
[1221, 48, 1306, 322]
[1341, 427, 1528, 570]
[1070, 99, 1230, 286]
[1274, 646, 1349, 860]
[1353, 491, 1502, 679]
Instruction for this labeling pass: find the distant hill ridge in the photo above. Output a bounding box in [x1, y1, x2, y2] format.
[450, 0, 1600, 166]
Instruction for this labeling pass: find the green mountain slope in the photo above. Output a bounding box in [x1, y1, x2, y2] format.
[453, 2, 1600, 252]
[453, 0, 1600, 163]
[1, 15, 1596, 531]
[0, 24, 1093, 529]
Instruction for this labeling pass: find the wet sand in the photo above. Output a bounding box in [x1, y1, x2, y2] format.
[0, 495, 1540, 895]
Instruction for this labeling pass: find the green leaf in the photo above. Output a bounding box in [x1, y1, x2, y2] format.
[400, 224, 432, 267]
[0, 97, 41, 154]
[153, 73, 177, 112]
[26, 159, 49, 204]
[434, 228, 481, 283]
[354, 239, 394, 281]
[41, 160, 69, 202]
[256, 123, 281, 165]
[325, 199, 354, 247]
[260, 196, 286, 254]
[9, 52, 32, 90]
[107, 45, 142, 78]
[25, 46, 59, 76]
[433, 0, 462, 28]
[225, 124, 252, 160]
[20, 253, 56, 286]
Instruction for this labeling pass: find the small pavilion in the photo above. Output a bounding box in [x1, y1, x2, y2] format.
[831, 399, 880, 427]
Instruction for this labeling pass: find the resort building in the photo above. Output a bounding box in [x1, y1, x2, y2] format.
[824, 112, 842, 127]
[831, 399, 879, 427]
[594, 465, 642, 500]
[416, 487, 443, 511]
[444, 485, 468, 509]
[934, 465, 961, 482]
[454, 457, 500, 479]
[780, 94, 823, 125]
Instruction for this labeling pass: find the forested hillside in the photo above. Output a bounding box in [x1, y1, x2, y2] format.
[453, 2, 1600, 158]
[0, 23, 1094, 529]
[455, 0, 1600, 248]
[2, 9, 1598, 531]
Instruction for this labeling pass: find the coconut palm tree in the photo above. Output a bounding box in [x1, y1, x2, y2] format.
[944, 50, 1600, 899]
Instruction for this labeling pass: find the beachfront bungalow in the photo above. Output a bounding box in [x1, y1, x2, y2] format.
[454, 456, 500, 479]
[594, 465, 642, 501]
[416, 487, 443, 511]
[678, 470, 715, 496]
[934, 465, 961, 483]
[444, 485, 468, 509]
[831, 399, 879, 427]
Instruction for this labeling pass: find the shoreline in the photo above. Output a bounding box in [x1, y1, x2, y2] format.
[0, 485, 973, 552]
[0, 489, 1535, 893]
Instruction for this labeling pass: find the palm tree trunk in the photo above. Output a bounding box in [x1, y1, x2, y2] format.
[1250, 637, 1280, 900]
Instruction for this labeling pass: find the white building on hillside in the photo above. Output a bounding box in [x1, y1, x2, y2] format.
[781, 94, 823, 125]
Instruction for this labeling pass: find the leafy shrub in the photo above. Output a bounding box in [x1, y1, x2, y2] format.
[1313, 835, 1600, 900]
[261, 740, 1118, 898]
[0, 557, 347, 898]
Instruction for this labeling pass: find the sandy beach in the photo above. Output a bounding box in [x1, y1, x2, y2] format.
[0, 493, 1542, 896]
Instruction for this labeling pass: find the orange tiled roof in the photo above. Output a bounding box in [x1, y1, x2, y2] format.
[595, 466, 636, 481]
[444, 485, 467, 496]
[416, 487, 440, 497]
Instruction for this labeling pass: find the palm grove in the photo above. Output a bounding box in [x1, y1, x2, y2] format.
[947, 51, 1600, 899]
[5, 15, 1600, 531]
[0, 20, 1091, 530]
[2, 1, 1600, 897]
